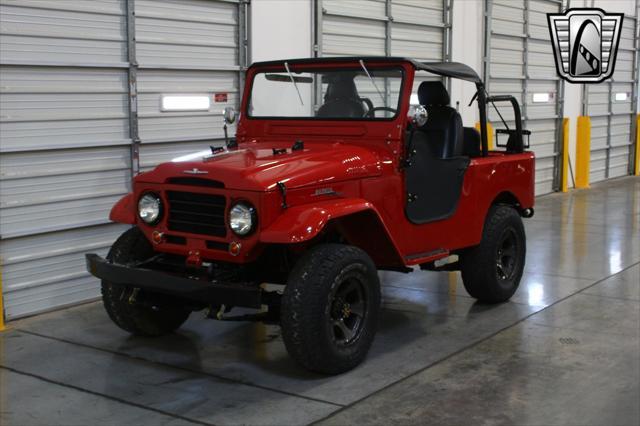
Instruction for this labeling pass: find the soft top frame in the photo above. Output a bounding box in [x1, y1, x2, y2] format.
[248, 57, 482, 84]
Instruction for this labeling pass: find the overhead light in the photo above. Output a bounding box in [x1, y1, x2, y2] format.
[532, 93, 550, 103]
[615, 92, 628, 101]
[161, 95, 211, 111]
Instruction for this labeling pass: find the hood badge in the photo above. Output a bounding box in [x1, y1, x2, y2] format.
[183, 168, 208, 175]
[312, 187, 338, 197]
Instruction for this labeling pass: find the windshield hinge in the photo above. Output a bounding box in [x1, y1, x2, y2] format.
[277, 182, 288, 209]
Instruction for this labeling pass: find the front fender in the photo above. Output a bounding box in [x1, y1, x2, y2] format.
[109, 193, 136, 224]
[260, 198, 376, 244]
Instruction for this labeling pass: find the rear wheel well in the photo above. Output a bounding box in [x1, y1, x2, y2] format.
[492, 191, 521, 209]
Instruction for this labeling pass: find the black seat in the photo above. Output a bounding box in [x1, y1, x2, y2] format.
[417, 81, 464, 158]
[404, 81, 470, 224]
[463, 127, 481, 157]
[317, 76, 365, 118]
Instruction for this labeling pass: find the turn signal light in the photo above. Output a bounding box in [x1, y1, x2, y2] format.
[229, 241, 242, 256]
[152, 231, 164, 244]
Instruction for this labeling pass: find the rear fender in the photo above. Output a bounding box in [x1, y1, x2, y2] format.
[110, 193, 136, 224]
[260, 198, 404, 266]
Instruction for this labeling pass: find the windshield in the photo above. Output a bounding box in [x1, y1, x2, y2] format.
[248, 66, 404, 120]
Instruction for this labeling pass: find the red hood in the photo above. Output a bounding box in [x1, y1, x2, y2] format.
[136, 141, 383, 191]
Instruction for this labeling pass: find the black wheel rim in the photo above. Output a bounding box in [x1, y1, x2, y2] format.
[496, 227, 519, 281]
[329, 276, 368, 346]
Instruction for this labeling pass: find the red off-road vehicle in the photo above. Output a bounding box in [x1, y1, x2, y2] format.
[87, 57, 534, 374]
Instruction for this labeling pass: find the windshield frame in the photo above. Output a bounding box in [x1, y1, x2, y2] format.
[244, 64, 406, 122]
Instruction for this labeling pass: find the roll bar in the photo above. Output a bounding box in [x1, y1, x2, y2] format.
[475, 83, 527, 156]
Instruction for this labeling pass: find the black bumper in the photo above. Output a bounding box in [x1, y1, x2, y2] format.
[85, 253, 262, 308]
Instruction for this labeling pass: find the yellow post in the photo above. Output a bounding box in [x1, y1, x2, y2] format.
[635, 114, 640, 176]
[575, 116, 591, 189]
[561, 118, 570, 192]
[0, 266, 5, 332]
[475, 121, 494, 150]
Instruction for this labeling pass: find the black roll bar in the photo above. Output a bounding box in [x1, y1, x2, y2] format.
[476, 84, 489, 157]
[486, 94, 525, 154]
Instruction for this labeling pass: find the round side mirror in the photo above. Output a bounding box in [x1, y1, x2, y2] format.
[223, 107, 236, 124]
[409, 105, 428, 127]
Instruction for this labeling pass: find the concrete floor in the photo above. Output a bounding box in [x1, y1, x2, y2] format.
[1, 176, 639, 426]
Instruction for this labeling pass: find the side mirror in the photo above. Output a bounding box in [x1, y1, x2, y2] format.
[223, 107, 236, 124]
[409, 105, 428, 127]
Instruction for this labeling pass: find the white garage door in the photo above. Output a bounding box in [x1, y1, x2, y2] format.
[584, 13, 638, 183]
[136, 0, 247, 170]
[483, 0, 565, 195]
[314, 0, 452, 103]
[0, 0, 248, 320]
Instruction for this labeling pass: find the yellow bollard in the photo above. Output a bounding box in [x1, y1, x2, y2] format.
[561, 118, 570, 192]
[635, 114, 639, 176]
[0, 266, 5, 332]
[575, 116, 591, 189]
[475, 121, 494, 150]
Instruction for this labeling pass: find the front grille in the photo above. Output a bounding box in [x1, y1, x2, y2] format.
[166, 191, 226, 237]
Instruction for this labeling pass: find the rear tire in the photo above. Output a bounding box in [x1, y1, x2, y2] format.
[280, 244, 381, 374]
[101, 227, 190, 336]
[460, 205, 526, 303]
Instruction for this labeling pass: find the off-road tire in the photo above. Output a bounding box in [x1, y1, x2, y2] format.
[101, 226, 190, 336]
[460, 205, 526, 303]
[281, 244, 381, 374]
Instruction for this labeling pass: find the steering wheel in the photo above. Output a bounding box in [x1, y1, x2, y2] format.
[364, 107, 397, 117]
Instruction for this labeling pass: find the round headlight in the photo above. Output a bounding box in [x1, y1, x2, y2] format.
[229, 202, 256, 236]
[138, 193, 162, 224]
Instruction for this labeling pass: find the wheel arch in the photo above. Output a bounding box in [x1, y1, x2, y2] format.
[259, 198, 404, 267]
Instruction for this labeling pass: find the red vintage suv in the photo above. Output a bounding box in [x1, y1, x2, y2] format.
[87, 57, 534, 374]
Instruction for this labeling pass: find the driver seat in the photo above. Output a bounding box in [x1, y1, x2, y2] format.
[317, 77, 365, 118]
[417, 81, 464, 158]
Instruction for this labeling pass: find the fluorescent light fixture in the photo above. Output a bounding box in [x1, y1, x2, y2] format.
[410, 94, 420, 105]
[615, 92, 628, 101]
[162, 95, 210, 112]
[532, 93, 550, 103]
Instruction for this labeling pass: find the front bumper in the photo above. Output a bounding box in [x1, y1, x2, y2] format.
[85, 253, 262, 308]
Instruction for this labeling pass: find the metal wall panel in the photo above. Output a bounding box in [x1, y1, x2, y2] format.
[484, 0, 564, 196]
[0, 0, 248, 320]
[585, 12, 638, 183]
[136, 0, 244, 169]
[316, 0, 447, 60]
[0, 0, 131, 320]
[314, 0, 450, 113]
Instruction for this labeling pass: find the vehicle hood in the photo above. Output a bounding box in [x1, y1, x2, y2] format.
[136, 140, 383, 191]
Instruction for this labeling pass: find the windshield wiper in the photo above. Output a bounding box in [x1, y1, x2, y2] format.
[284, 62, 304, 106]
[359, 60, 385, 104]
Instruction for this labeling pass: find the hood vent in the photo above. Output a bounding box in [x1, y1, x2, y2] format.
[167, 177, 224, 188]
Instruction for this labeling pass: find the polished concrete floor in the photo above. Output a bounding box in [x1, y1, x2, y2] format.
[1, 176, 639, 426]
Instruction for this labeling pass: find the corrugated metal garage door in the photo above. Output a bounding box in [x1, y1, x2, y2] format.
[0, 0, 248, 320]
[483, 0, 564, 195]
[136, 0, 247, 171]
[315, 0, 450, 61]
[584, 13, 638, 183]
[313, 0, 452, 99]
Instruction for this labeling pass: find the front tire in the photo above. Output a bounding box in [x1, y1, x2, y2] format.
[101, 227, 190, 336]
[460, 205, 526, 303]
[281, 244, 381, 374]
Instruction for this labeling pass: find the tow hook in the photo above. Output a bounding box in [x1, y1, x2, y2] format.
[186, 250, 202, 267]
